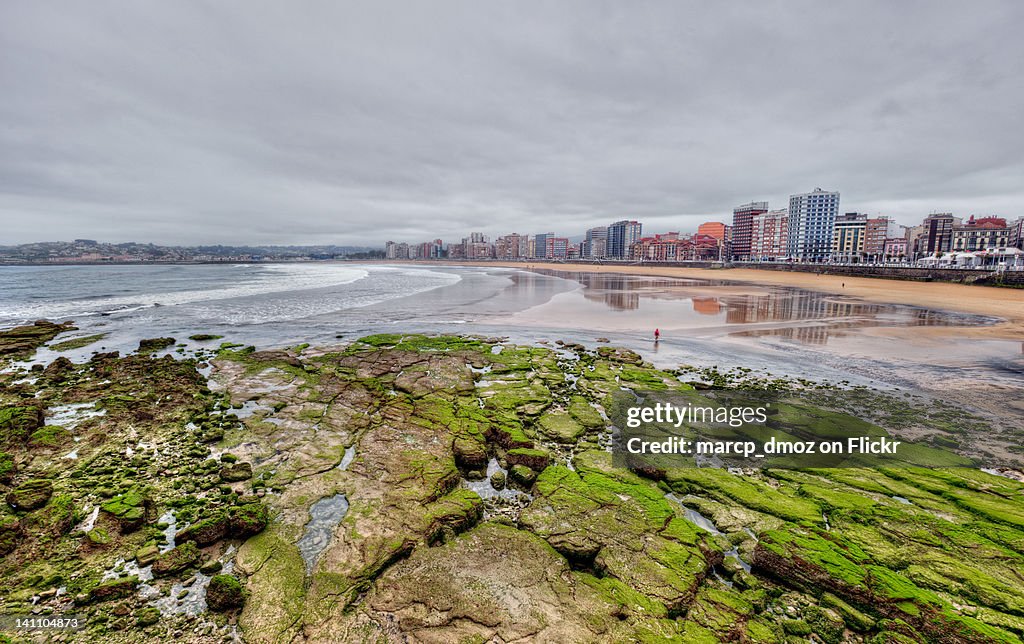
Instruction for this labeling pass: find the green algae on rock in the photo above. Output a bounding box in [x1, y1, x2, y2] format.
[1, 327, 1022, 643]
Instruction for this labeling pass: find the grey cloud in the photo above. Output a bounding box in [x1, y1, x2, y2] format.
[1, 0, 1022, 246]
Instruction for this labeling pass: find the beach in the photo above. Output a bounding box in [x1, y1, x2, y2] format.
[451, 261, 1024, 340]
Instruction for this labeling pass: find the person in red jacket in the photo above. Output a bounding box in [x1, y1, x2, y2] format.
[654, 328, 660, 341]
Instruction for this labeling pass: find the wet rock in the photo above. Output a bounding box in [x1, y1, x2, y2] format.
[152, 542, 201, 577]
[0, 405, 45, 447]
[453, 436, 488, 470]
[508, 464, 537, 487]
[135, 543, 160, 566]
[219, 462, 253, 482]
[6, 478, 53, 511]
[135, 606, 161, 627]
[206, 575, 245, 612]
[490, 470, 506, 490]
[247, 350, 303, 368]
[88, 576, 138, 602]
[138, 337, 176, 353]
[199, 560, 223, 575]
[176, 514, 229, 546]
[0, 514, 23, 555]
[99, 490, 148, 533]
[505, 447, 551, 471]
[42, 356, 75, 381]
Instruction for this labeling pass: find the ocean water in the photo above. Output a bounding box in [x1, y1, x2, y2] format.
[1, 263, 1022, 422]
[0, 263, 575, 355]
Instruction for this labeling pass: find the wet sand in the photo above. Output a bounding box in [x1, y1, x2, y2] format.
[450, 261, 1024, 340]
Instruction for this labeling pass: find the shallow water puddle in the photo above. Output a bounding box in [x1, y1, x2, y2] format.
[296, 494, 349, 573]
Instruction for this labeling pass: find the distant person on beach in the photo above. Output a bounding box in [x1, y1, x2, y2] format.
[654, 328, 660, 341]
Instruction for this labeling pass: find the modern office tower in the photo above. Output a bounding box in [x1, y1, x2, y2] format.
[533, 232, 553, 259]
[786, 189, 840, 261]
[584, 226, 608, 258]
[750, 208, 788, 260]
[921, 213, 959, 256]
[832, 213, 868, 262]
[607, 220, 642, 259]
[731, 202, 768, 260]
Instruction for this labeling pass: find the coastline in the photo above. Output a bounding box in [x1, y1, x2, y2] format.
[437, 261, 1024, 340]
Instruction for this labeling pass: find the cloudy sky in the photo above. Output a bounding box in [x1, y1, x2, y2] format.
[2, 1, 1022, 246]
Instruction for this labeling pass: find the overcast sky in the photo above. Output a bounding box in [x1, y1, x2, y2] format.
[2, 1, 1022, 246]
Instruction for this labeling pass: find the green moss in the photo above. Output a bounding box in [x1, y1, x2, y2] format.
[48, 333, 107, 351]
[207, 574, 245, 611]
[28, 425, 71, 448]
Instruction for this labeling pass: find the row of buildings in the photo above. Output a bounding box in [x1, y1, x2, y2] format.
[384, 188, 1024, 264]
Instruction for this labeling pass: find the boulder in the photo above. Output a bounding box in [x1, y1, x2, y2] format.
[229, 503, 270, 537]
[206, 574, 245, 612]
[152, 542, 201, 577]
[175, 513, 229, 546]
[453, 437, 488, 470]
[505, 447, 551, 472]
[508, 464, 537, 487]
[0, 514, 22, 555]
[135, 543, 160, 567]
[219, 462, 253, 482]
[490, 470, 506, 490]
[6, 478, 53, 511]
[137, 337, 176, 353]
[0, 405, 45, 446]
[88, 576, 138, 602]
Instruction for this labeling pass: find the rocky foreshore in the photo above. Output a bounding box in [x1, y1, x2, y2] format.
[1, 323, 1023, 643]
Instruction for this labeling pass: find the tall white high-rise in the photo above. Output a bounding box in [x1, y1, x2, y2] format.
[786, 189, 840, 261]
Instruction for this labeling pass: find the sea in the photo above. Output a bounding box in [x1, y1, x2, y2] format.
[1, 262, 1022, 424]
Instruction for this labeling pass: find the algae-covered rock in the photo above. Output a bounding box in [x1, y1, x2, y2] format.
[220, 461, 253, 482]
[490, 470, 506, 490]
[100, 489, 148, 532]
[199, 560, 223, 575]
[176, 513, 229, 546]
[508, 464, 538, 487]
[137, 337, 176, 353]
[229, 503, 270, 537]
[0, 451, 13, 483]
[86, 527, 111, 545]
[28, 425, 71, 448]
[0, 514, 22, 555]
[536, 410, 586, 444]
[135, 543, 160, 566]
[6, 478, 53, 511]
[453, 436, 488, 470]
[0, 320, 75, 358]
[0, 405, 45, 447]
[88, 576, 138, 602]
[506, 447, 551, 471]
[135, 606, 160, 627]
[207, 574, 245, 612]
[152, 542, 201, 577]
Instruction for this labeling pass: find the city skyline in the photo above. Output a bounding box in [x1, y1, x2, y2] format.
[2, 2, 1024, 246]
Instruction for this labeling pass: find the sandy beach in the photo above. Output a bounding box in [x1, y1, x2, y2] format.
[447, 261, 1024, 340]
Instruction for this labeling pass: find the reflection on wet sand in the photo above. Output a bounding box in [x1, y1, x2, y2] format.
[530, 270, 996, 346]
